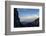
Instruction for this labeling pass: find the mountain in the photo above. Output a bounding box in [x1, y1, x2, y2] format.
[14, 8, 24, 27]
[22, 18, 39, 27]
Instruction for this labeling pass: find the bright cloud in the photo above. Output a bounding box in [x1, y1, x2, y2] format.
[19, 15, 39, 22]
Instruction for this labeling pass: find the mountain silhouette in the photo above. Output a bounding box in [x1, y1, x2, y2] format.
[14, 8, 24, 27]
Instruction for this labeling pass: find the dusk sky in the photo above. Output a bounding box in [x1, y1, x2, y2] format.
[17, 8, 39, 22]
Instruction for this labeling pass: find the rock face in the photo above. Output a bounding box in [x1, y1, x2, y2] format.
[33, 18, 39, 26]
[14, 8, 39, 27]
[14, 8, 24, 27]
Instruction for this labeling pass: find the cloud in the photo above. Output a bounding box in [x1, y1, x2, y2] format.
[19, 15, 39, 22]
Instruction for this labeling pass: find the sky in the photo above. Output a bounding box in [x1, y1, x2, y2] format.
[17, 8, 39, 22]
